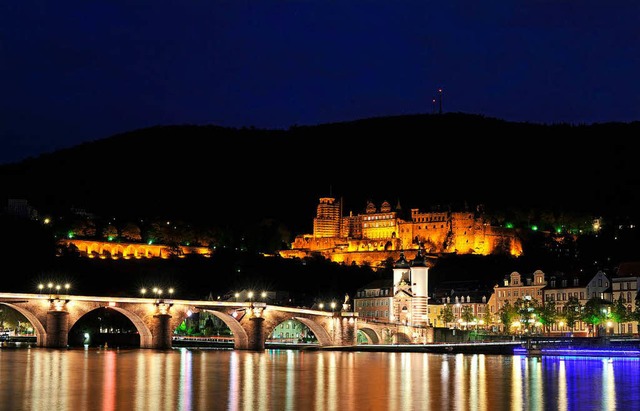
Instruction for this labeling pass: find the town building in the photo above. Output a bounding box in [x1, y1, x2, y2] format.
[611, 261, 640, 335]
[488, 270, 547, 333]
[543, 270, 611, 337]
[430, 280, 491, 329]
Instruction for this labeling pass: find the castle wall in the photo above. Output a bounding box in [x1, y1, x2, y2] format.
[58, 239, 211, 259]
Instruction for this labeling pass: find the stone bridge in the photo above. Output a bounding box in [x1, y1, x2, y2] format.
[357, 319, 434, 345]
[0, 292, 361, 350]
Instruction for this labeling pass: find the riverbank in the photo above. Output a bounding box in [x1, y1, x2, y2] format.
[302, 341, 521, 355]
[172, 336, 640, 357]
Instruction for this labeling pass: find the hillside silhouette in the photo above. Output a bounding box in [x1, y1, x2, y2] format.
[1, 112, 639, 238]
[1, 112, 640, 299]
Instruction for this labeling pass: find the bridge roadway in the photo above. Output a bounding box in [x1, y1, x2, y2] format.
[0, 292, 425, 350]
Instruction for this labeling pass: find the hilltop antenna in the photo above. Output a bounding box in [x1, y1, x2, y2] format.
[438, 88, 443, 114]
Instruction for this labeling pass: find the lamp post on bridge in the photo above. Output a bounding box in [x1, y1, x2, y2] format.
[140, 286, 174, 315]
[38, 282, 71, 311]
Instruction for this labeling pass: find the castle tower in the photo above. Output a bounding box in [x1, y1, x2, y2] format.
[313, 197, 341, 238]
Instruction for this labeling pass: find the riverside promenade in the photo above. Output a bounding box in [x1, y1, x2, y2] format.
[286, 336, 640, 357]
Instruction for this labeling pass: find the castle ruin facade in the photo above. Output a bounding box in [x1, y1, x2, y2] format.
[279, 197, 523, 268]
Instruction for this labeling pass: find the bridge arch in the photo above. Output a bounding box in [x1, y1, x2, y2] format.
[357, 326, 382, 344]
[291, 316, 332, 346]
[69, 306, 154, 348]
[64, 302, 157, 348]
[0, 302, 47, 347]
[200, 310, 249, 350]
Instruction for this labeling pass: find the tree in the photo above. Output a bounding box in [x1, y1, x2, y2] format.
[498, 301, 518, 334]
[68, 218, 96, 238]
[514, 297, 540, 334]
[101, 224, 118, 241]
[610, 295, 630, 334]
[147, 220, 186, 245]
[164, 242, 183, 258]
[563, 296, 582, 332]
[538, 300, 558, 335]
[461, 305, 475, 329]
[582, 297, 610, 337]
[634, 294, 640, 324]
[482, 309, 493, 330]
[120, 222, 142, 242]
[438, 304, 455, 328]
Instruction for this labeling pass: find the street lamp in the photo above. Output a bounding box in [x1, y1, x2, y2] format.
[38, 282, 70, 310]
[152, 287, 163, 303]
[150, 287, 173, 314]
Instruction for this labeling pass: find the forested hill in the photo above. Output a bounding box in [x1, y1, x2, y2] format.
[1, 112, 639, 236]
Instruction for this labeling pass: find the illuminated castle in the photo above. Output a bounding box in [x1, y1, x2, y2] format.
[279, 197, 523, 267]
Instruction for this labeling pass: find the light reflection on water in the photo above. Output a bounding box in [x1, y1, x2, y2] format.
[0, 348, 639, 411]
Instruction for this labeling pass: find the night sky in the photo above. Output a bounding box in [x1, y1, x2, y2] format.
[1, 1, 639, 165]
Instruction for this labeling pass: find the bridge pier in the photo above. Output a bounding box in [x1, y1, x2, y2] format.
[331, 313, 358, 346]
[46, 310, 70, 348]
[151, 314, 173, 349]
[243, 317, 266, 351]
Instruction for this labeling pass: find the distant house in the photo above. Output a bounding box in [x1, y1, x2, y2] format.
[5, 198, 38, 220]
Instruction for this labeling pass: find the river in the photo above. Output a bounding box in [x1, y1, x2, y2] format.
[0, 346, 639, 411]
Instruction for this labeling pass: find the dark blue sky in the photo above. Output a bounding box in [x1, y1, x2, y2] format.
[2, 1, 639, 164]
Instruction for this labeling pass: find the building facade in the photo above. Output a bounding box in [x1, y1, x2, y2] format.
[488, 270, 547, 333]
[612, 262, 640, 335]
[280, 196, 523, 268]
[543, 271, 611, 337]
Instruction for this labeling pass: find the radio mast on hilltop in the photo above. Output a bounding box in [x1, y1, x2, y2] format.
[432, 87, 444, 114]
